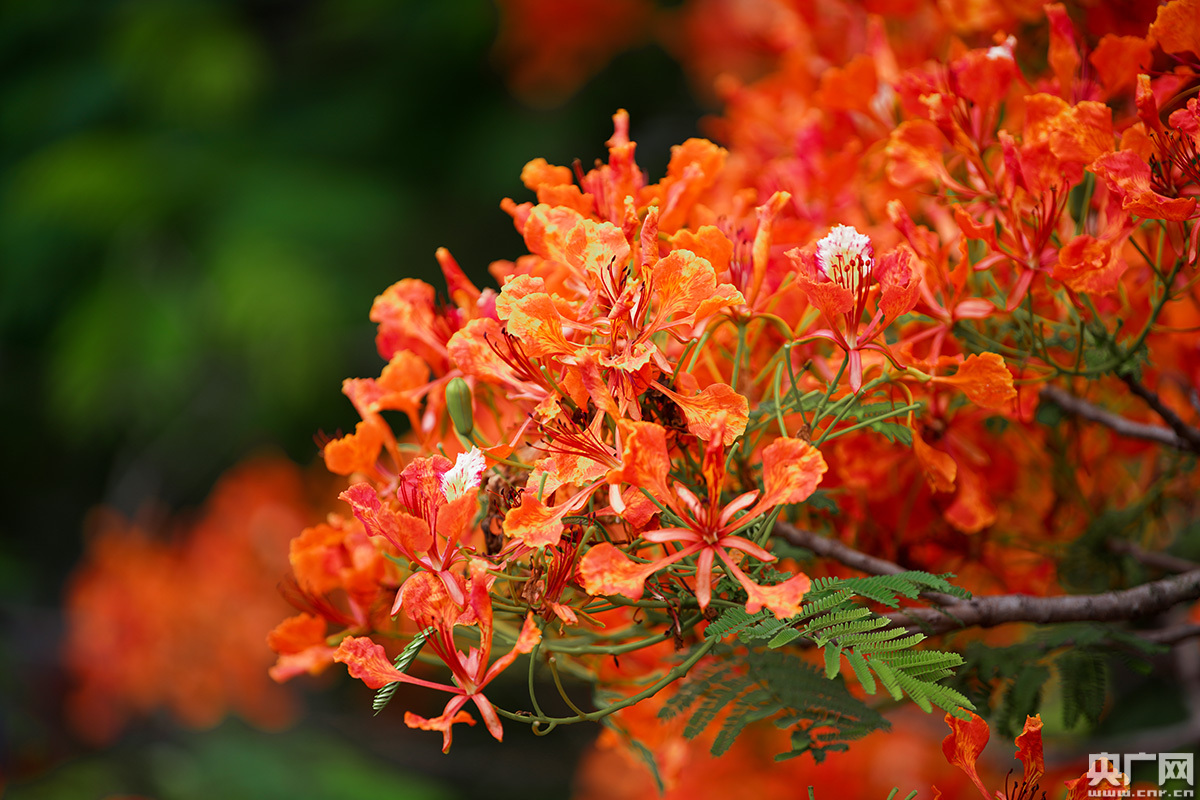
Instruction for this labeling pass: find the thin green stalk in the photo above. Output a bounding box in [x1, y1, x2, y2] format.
[820, 403, 922, 444]
[813, 354, 849, 422]
[548, 655, 590, 717]
[783, 343, 810, 429]
[814, 393, 865, 446]
[772, 363, 789, 437]
[495, 637, 717, 726]
[731, 322, 748, 391]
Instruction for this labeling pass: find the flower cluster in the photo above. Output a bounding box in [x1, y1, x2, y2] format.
[262, 0, 1200, 785]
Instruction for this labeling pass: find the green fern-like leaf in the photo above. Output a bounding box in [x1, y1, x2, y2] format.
[626, 735, 665, 794]
[834, 628, 921, 652]
[998, 663, 1049, 728]
[659, 660, 731, 721]
[706, 606, 773, 640]
[1059, 650, 1107, 729]
[845, 650, 877, 694]
[683, 674, 756, 740]
[702, 571, 976, 742]
[666, 645, 893, 762]
[948, 623, 1156, 736]
[767, 625, 803, 649]
[712, 688, 781, 756]
[372, 627, 433, 716]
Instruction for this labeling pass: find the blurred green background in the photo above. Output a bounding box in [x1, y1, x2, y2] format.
[0, 0, 702, 796]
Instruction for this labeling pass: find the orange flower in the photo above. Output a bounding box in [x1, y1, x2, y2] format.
[267, 614, 337, 682]
[789, 225, 919, 391]
[941, 710, 991, 798]
[341, 448, 486, 609]
[1149, 0, 1200, 58]
[939, 712, 1118, 799]
[580, 418, 824, 617]
[335, 561, 541, 752]
[1092, 150, 1198, 222]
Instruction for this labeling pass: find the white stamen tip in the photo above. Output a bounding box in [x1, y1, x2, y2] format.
[815, 225, 874, 295]
[441, 447, 487, 501]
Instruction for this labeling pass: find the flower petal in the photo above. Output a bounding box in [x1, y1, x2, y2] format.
[654, 382, 748, 445]
[913, 429, 957, 494]
[334, 636, 449, 692]
[340, 483, 433, 555]
[608, 420, 674, 502]
[1015, 714, 1045, 784]
[757, 438, 828, 510]
[323, 419, 386, 477]
[404, 698, 474, 753]
[503, 292, 576, 357]
[942, 711, 992, 800]
[398, 571, 469, 630]
[741, 573, 811, 619]
[1150, 0, 1200, 57]
[885, 119, 949, 189]
[944, 467, 997, 534]
[578, 542, 678, 599]
[503, 488, 589, 549]
[935, 353, 1016, 409]
[1053, 234, 1128, 295]
[877, 247, 920, 321]
[1092, 150, 1197, 222]
[1089, 35, 1152, 96]
[267, 614, 336, 682]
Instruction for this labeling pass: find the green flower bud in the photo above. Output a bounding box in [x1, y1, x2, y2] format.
[445, 377, 475, 438]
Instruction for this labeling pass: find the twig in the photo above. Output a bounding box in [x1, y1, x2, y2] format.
[887, 569, 1200, 635]
[1120, 373, 1200, 453]
[773, 520, 960, 605]
[1107, 538, 1200, 574]
[1141, 623, 1200, 645]
[1039, 385, 1192, 450]
[775, 520, 907, 575]
[773, 522, 1200, 641]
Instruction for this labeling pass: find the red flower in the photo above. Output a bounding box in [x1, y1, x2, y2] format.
[335, 561, 541, 752]
[579, 417, 823, 617]
[789, 225, 919, 391]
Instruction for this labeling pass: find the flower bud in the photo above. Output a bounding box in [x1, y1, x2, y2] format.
[445, 377, 474, 437]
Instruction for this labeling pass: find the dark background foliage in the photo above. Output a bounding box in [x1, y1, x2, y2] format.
[0, 0, 702, 795]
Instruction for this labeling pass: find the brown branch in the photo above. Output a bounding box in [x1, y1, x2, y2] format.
[775, 520, 907, 576]
[1039, 385, 1193, 450]
[1107, 538, 1200, 574]
[888, 570, 1200, 635]
[773, 522, 1200, 640]
[773, 520, 959, 605]
[1141, 623, 1200, 645]
[1120, 373, 1200, 453]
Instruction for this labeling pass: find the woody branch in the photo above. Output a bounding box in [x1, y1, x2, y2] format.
[773, 520, 1200, 639]
[888, 571, 1200, 635]
[1119, 373, 1200, 453]
[1039, 385, 1198, 452]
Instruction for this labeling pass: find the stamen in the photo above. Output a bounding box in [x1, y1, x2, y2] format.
[815, 225, 875, 309]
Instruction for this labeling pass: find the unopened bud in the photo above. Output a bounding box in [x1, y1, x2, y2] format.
[445, 377, 475, 437]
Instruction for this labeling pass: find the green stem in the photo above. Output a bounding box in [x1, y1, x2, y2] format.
[819, 403, 923, 444]
[731, 322, 748, 391]
[783, 343, 810, 429]
[772, 364, 789, 437]
[495, 637, 717, 726]
[813, 354, 849, 422]
[548, 655, 590, 717]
